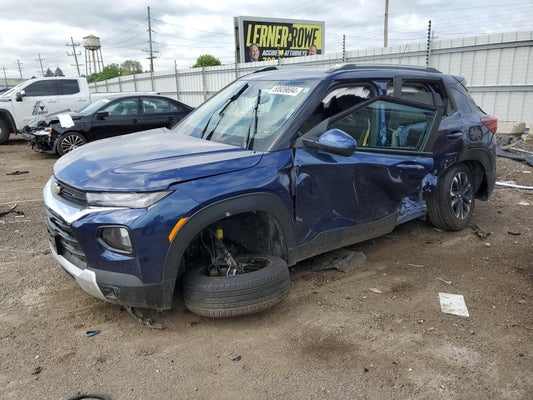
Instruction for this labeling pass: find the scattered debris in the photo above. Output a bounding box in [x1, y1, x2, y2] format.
[68, 394, 111, 400]
[6, 170, 29, 175]
[426, 238, 441, 244]
[496, 147, 533, 167]
[518, 201, 530, 206]
[408, 263, 426, 268]
[432, 227, 444, 233]
[369, 288, 383, 294]
[496, 181, 533, 190]
[231, 355, 242, 362]
[436, 277, 452, 285]
[308, 248, 367, 273]
[363, 368, 369, 373]
[123, 306, 164, 330]
[471, 224, 491, 241]
[84, 330, 100, 337]
[485, 242, 492, 247]
[0, 203, 20, 218]
[42, 249, 51, 255]
[439, 293, 469, 317]
[32, 366, 42, 375]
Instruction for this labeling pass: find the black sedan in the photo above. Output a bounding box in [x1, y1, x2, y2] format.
[23, 94, 193, 155]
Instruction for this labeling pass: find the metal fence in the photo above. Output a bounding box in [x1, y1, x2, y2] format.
[90, 31, 533, 124]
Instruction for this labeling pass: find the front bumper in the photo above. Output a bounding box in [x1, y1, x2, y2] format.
[43, 178, 174, 309]
[23, 129, 55, 153]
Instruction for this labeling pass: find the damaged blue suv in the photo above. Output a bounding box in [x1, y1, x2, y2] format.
[44, 64, 497, 317]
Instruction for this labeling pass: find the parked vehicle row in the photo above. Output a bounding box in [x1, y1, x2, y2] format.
[43, 64, 498, 318]
[23, 94, 192, 155]
[0, 76, 162, 145]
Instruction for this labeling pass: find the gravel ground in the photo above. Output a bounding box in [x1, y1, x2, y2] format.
[1, 135, 532, 400]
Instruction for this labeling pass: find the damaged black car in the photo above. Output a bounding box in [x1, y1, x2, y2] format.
[23, 94, 192, 156]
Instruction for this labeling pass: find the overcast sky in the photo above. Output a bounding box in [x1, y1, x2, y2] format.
[1, 0, 532, 80]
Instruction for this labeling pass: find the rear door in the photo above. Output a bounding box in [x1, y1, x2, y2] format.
[294, 95, 442, 255]
[56, 79, 85, 112]
[140, 97, 188, 131]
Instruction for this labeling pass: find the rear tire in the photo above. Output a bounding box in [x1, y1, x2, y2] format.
[427, 164, 475, 231]
[182, 254, 290, 318]
[0, 119, 10, 145]
[57, 131, 87, 156]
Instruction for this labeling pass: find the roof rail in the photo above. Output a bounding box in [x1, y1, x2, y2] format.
[326, 63, 441, 74]
[253, 66, 278, 74]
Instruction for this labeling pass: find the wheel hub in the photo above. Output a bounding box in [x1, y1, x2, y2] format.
[450, 171, 473, 220]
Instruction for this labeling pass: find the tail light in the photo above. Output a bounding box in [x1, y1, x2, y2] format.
[481, 116, 498, 133]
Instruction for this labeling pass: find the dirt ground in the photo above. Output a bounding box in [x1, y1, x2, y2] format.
[1, 135, 532, 400]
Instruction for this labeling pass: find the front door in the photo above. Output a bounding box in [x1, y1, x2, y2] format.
[294, 96, 442, 257]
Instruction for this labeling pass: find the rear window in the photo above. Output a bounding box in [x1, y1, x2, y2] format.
[57, 80, 80, 95]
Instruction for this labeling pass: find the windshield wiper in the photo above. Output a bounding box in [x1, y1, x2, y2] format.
[244, 89, 261, 149]
[201, 83, 249, 140]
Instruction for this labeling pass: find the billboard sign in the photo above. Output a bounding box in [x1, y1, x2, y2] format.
[234, 16, 325, 63]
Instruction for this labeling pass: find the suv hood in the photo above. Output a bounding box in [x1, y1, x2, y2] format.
[53, 128, 263, 192]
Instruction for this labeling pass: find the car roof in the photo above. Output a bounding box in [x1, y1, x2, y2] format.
[241, 64, 450, 82]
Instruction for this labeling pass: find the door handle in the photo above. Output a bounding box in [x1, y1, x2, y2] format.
[396, 163, 426, 171]
[446, 132, 462, 139]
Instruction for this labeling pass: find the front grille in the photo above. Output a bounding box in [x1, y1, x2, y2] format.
[46, 207, 87, 269]
[55, 180, 87, 206]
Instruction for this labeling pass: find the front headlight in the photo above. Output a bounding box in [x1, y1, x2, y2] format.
[86, 191, 170, 208]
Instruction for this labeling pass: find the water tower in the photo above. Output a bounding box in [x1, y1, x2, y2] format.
[83, 35, 105, 75]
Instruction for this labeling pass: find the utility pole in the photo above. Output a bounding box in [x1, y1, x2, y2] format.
[384, 0, 389, 47]
[35, 54, 45, 76]
[15, 59, 23, 79]
[66, 37, 82, 76]
[143, 6, 158, 72]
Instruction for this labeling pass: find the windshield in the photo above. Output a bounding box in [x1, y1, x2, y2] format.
[173, 78, 318, 151]
[78, 98, 112, 115]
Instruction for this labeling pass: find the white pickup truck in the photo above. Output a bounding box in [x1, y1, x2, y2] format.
[0, 77, 111, 144]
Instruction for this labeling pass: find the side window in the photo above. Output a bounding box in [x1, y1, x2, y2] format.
[300, 85, 374, 133]
[24, 80, 57, 96]
[388, 80, 453, 115]
[329, 99, 436, 151]
[102, 99, 138, 116]
[143, 98, 172, 114]
[57, 80, 80, 95]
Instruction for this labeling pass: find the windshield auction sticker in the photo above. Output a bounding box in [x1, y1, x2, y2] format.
[269, 86, 304, 96]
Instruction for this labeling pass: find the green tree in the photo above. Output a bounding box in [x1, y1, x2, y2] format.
[54, 67, 65, 77]
[96, 64, 120, 81]
[86, 72, 99, 83]
[44, 68, 54, 77]
[192, 54, 221, 68]
[120, 60, 143, 75]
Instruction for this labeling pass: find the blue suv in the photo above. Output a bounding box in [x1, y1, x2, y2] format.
[43, 64, 497, 317]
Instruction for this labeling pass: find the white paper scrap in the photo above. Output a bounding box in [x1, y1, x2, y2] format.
[57, 113, 74, 128]
[439, 293, 469, 317]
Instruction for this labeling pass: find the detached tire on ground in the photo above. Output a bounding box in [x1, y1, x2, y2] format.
[182, 254, 290, 318]
[57, 132, 87, 156]
[426, 163, 475, 231]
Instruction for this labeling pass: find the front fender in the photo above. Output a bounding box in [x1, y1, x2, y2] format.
[161, 192, 297, 298]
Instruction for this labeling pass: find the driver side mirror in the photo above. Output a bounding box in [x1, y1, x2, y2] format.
[95, 111, 109, 120]
[15, 90, 25, 102]
[303, 128, 357, 157]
